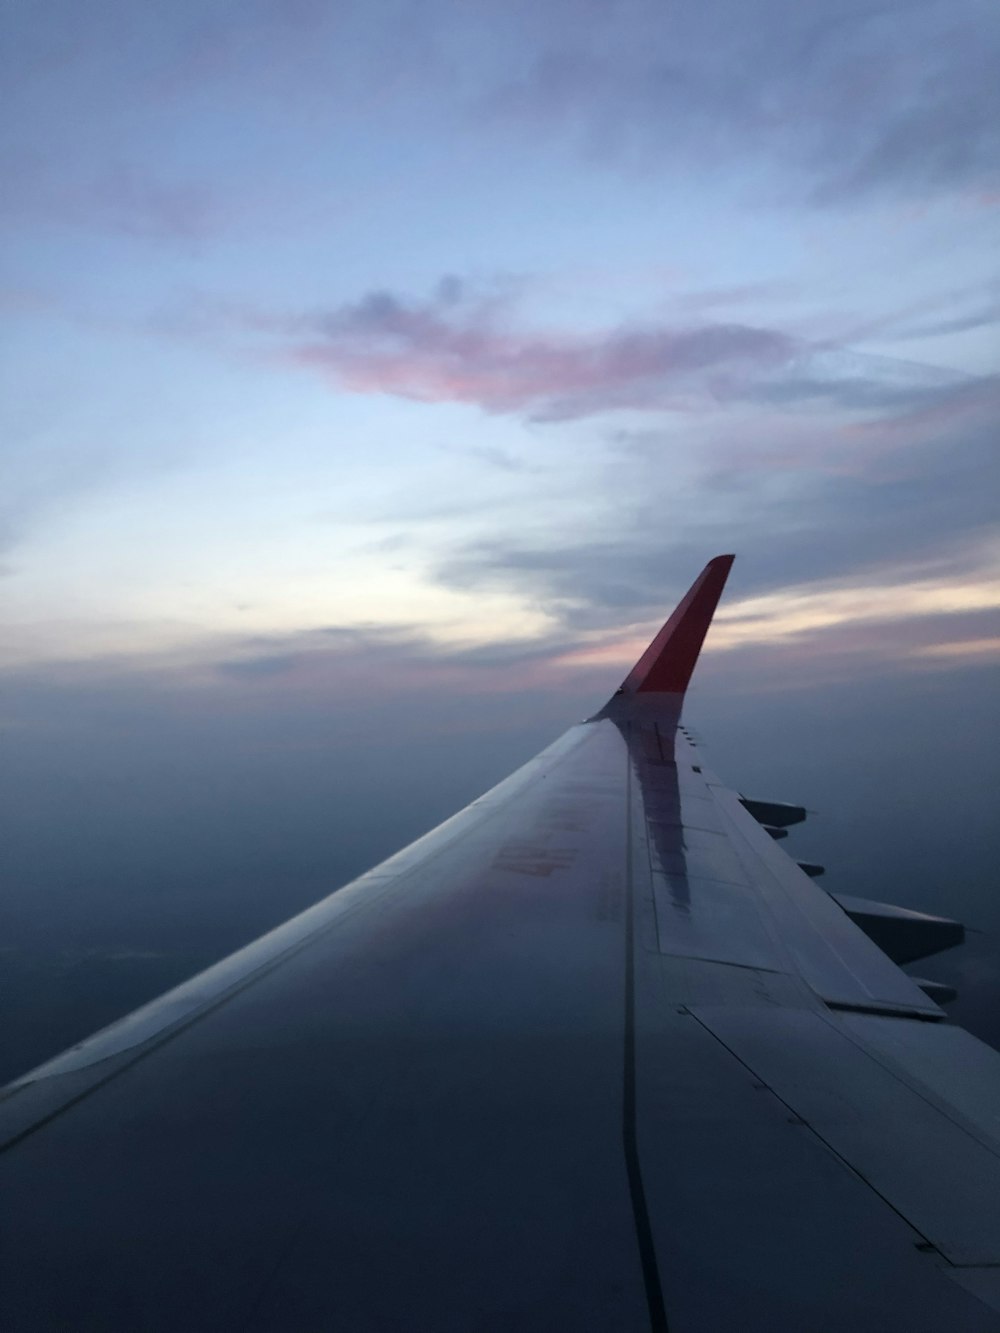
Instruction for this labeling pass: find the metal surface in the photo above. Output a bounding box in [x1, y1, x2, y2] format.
[3, 556, 1000, 1331]
[831, 891, 966, 964]
[1, 721, 652, 1331]
[914, 976, 959, 1003]
[738, 797, 807, 828]
[796, 860, 825, 878]
[689, 1005, 1000, 1265]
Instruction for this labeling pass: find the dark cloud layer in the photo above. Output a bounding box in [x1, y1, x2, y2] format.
[432, 389, 999, 631]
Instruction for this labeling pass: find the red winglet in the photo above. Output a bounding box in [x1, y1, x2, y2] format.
[619, 554, 735, 696]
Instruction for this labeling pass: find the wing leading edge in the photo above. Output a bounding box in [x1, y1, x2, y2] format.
[2, 557, 1000, 1332]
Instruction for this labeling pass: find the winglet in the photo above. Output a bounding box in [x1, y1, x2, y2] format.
[618, 554, 734, 696]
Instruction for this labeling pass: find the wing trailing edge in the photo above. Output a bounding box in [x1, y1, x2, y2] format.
[618, 553, 734, 696]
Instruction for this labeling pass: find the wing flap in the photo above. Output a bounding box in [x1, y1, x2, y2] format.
[689, 1004, 1000, 1266]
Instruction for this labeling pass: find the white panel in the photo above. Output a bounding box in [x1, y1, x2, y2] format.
[651, 872, 780, 970]
[837, 1014, 1000, 1150]
[691, 1005, 1000, 1265]
[710, 785, 942, 1016]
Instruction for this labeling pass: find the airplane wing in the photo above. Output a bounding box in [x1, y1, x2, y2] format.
[3, 555, 1000, 1332]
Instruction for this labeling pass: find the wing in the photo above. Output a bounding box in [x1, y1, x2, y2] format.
[3, 557, 1000, 1332]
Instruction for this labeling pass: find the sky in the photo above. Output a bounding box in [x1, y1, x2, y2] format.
[1, 0, 998, 1082]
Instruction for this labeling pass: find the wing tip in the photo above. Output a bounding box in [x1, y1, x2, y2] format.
[619, 553, 735, 697]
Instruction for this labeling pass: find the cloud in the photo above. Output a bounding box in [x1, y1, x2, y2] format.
[1, 158, 221, 241]
[6, 1, 995, 245]
[218, 277, 983, 425]
[283, 282, 793, 419]
[80, 166, 219, 240]
[476, 0, 1000, 206]
[918, 637, 1000, 662]
[215, 653, 303, 679]
[827, 279, 1000, 348]
[713, 576, 1000, 647]
[865, 285, 1000, 346]
[431, 392, 1000, 633]
[6, 570, 998, 737]
[558, 606, 1000, 692]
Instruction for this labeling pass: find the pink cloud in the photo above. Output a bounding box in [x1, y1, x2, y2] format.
[265, 283, 796, 419]
[181, 278, 985, 431]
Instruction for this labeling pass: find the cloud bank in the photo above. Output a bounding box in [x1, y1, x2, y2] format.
[221, 277, 990, 427]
